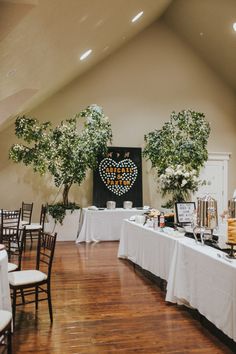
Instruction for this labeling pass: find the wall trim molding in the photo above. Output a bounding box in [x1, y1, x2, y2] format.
[208, 152, 231, 161]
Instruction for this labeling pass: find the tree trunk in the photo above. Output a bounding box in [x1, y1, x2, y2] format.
[62, 184, 72, 206]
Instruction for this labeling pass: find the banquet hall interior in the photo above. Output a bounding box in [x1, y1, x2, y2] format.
[0, 0, 236, 353]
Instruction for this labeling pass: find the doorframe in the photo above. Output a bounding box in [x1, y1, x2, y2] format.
[205, 152, 231, 211]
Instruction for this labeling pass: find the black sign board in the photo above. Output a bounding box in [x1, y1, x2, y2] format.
[93, 147, 143, 208]
[175, 202, 196, 225]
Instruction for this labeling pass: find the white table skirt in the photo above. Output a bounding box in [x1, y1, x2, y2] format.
[118, 220, 184, 281]
[166, 238, 236, 341]
[0, 250, 11, 312]
[76, 208, 145, 243]
[118, 220, 236, 342]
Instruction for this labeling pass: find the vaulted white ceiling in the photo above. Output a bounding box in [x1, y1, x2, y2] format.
[0, 0, 171, 128]
[164, 0, 236, 93]
[0, 0, 235, 130]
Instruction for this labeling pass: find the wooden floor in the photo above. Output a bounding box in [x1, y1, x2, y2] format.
[12, 241, 234, 354]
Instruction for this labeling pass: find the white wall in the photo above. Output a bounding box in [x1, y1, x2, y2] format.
[0, 20, 235, 217]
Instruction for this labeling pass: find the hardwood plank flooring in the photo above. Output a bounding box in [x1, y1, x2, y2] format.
[12, 241, 234, 353]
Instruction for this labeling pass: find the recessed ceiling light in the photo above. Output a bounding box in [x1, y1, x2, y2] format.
[6, 69, 16, 77]
[233, 22, 236, 32]
[79, 15, 88, 23]
[80, 49, 92, 61]
[132, 11, 143, 23]
[95, 19, 104, 28]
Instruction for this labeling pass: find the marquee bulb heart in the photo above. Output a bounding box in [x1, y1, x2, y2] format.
[99, 158, 138, 196]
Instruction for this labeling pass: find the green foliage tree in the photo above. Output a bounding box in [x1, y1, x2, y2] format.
[9, 104, 113, 209]
[143, 110, 210, 206]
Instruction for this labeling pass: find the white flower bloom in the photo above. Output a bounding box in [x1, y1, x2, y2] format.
[102, 116, 109, 123]
[181, 179, 188, 187]
[165, 167, 174, 175]
[90, 104, 102, 114]
[86, 116, 93, 124]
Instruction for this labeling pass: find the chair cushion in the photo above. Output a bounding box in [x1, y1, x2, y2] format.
[0, 310, 12, 332]
[8, 270, 47, 286]
[8, 262, 18, 272]
[24, 223, 42, 231]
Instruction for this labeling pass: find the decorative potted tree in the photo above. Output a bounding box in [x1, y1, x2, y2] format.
[143, 109, 210, 208]
[9, 104, 113, 240]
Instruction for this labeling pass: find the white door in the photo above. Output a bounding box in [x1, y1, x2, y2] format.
[194, 153, 230, 219]
[196, 161, 224, 216]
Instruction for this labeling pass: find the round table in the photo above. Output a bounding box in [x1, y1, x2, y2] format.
[0, 249, 11, 312]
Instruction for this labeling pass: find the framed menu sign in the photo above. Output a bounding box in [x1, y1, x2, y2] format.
[93, 147, 143, 208]
[175, 202, 195, 224]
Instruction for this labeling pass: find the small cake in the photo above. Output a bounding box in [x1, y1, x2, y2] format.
[227, 218, 236, 244]
[147, 209, 160, 218]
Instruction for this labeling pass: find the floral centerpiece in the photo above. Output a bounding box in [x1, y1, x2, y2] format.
[159, 165, 201, 205]
[143, 110, 210, 208]
[9, 104, 113, 223]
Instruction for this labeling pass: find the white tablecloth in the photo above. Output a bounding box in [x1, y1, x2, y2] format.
[118, 220, 236, 342]
[0, 250, 11, 312]
[166, 238, 236, 341]
[118, 220, 184, 281]
[76, 208, 145, 243]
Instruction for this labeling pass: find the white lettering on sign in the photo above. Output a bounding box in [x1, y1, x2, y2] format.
[176, 203, 195, 223]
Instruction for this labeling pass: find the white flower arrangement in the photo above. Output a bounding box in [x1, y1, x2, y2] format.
[159, 164, 202, 205]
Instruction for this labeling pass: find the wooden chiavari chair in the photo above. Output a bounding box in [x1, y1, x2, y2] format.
[8, 231, 57, 326]
[21, 202, 33, 226]
[24, 204, 47, 250]
[0, 209, 22, 272]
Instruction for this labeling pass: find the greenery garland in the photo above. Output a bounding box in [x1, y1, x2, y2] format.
[47, 202, 80, 225]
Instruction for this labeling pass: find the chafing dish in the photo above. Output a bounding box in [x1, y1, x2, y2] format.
[228, 197, 236, 218]
[193, 194, 218, 245]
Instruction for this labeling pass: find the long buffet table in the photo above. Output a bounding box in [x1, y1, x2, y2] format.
[118, 219, 181, 281]
[118, 220, 236, 342]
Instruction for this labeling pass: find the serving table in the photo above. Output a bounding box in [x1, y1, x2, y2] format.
[76, 208, 145, 243]
[166, 237, 236, 342]
[118, 220, 236, 342]
[0, 249, 11, 312]
[118, 220, 182, 281]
